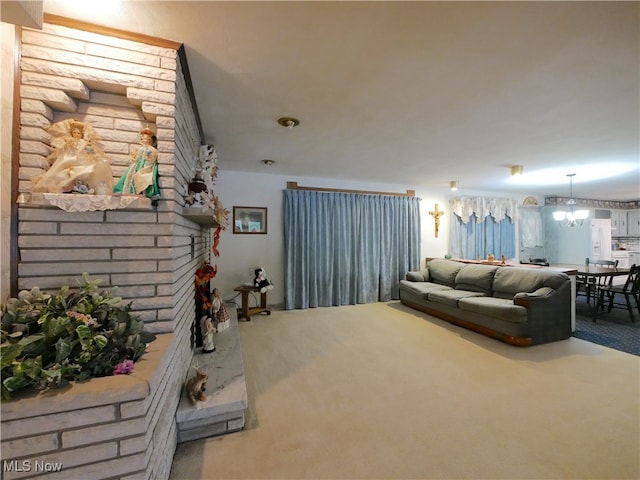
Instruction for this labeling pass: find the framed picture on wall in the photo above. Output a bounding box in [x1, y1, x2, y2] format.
[233, 206, 268, 234]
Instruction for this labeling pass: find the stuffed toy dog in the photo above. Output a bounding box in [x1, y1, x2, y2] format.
[254, 268, 274, 293]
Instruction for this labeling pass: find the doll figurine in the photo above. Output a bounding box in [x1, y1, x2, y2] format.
[185, 367, 208, 404]
[211, 288, 231, 331]
[32, 119, 107, 194]
[113, 126, 160, 199]
[254, 268, 274, 294]
[200, 315, 216, 353]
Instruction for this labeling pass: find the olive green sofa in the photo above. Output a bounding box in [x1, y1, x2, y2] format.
[399, 259, 572, 346]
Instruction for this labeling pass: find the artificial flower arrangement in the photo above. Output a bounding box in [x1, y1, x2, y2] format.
[184, 144, 230, 229]
[0, 273, 155, 401]
[183, 144, 230, 260]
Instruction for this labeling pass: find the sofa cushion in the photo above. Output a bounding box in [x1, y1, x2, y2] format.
[427, 259, 466, 287]
[406, 269, 430, 282]
[406, 271, 424, 282]
[399, 280, 452, 298]
[454, 264, 499, 294]
[428, 289, 487, 307]
[492, 267, 567, 299]
[458, 296, 528, 323]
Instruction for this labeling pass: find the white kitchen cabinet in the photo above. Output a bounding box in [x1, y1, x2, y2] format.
[627, 210, 640, 236]
[612, 251, 630, 268]
[611, 209, 627, 236]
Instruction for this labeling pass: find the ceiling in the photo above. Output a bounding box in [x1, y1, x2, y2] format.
[41, 1, 639, 201]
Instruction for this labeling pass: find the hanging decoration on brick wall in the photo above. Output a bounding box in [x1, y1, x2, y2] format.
[184, 144, 230, 227]
[186, 145, 231, 350]
[184, 144, 230, 259]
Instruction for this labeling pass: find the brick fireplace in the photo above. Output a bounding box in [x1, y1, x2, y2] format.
[1, 18, 215, 479]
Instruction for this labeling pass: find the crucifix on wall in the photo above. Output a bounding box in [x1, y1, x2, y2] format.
[429, 203, 444, 238]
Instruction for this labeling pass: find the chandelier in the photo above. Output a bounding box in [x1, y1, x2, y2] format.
[552, 173, 589, 227]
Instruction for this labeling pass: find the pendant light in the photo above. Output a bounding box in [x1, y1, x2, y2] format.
[552, 174, 589, 227]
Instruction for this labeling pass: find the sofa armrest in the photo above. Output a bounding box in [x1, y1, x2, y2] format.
[513, 287, 554, 306]
[512, 282, 572, 344]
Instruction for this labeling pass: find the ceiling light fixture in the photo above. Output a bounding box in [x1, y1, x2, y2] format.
[450, 181, 459, 191]
[277, 117, 300, 129]
[261, 159, 276, 166]
[552, 173, 589, 227]
[510, 165, 524, 176]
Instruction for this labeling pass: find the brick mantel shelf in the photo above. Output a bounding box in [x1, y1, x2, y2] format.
[18, 193, 152, 212]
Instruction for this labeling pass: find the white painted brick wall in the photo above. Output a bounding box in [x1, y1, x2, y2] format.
[21, 99, 53, 117]
[3, 21, 216, 480]
[22, 71, 90, 99]
[2, 434, 59, 459]
[2, 405, 117, 440]
[19, 126, 49, 142]
[62, 418, 147, 448]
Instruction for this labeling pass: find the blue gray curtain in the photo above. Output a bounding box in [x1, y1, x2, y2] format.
[449, 212, 516, 260]
[284, 190, 421, 309]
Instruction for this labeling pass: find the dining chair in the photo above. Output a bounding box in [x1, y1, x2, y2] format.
[577, 258, 619, 304]
[589, 258, 619, 269]
[592, 264, 640, 322]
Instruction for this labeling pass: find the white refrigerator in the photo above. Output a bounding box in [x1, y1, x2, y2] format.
[589, 219, 612, 261]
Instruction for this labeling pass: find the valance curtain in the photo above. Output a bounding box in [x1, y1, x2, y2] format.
[451, 196, 518, 224]
[284, 190, 421, 309]
[449, 196, 516, 260]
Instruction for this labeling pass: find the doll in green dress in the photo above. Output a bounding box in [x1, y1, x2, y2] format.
[113, 126, 160, 199]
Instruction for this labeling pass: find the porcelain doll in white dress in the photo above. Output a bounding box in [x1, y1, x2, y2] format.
[200, 315, 216, 353]
[32, 119, 105, 194]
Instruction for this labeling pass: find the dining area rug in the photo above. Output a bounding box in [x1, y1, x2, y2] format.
[573, 296, 640, 356]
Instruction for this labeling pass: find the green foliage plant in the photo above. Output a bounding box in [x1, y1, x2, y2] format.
[1, 273, 156, 401]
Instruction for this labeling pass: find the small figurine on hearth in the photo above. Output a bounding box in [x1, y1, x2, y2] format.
[200, 315, 216, 353]
[211, 287, 230, 331]
[185, 365, 208, 404]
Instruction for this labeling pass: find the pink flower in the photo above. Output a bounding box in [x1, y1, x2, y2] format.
[66, 310, 98, 327]
[112, 359, 135, 375]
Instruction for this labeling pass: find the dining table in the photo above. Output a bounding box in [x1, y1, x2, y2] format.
[545, 264, 630, 328]
[562, 264, 630, 281]
[553, 263, 631, 315]
[552, 264, 630, 278]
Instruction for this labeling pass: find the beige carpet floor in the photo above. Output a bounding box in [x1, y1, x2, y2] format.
[170, 301, 640, 480]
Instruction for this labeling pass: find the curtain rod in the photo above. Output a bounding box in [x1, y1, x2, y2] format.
[286, 182, 415, 197]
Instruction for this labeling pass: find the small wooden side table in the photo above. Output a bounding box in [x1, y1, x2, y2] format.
[234, 285, 271, 321]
